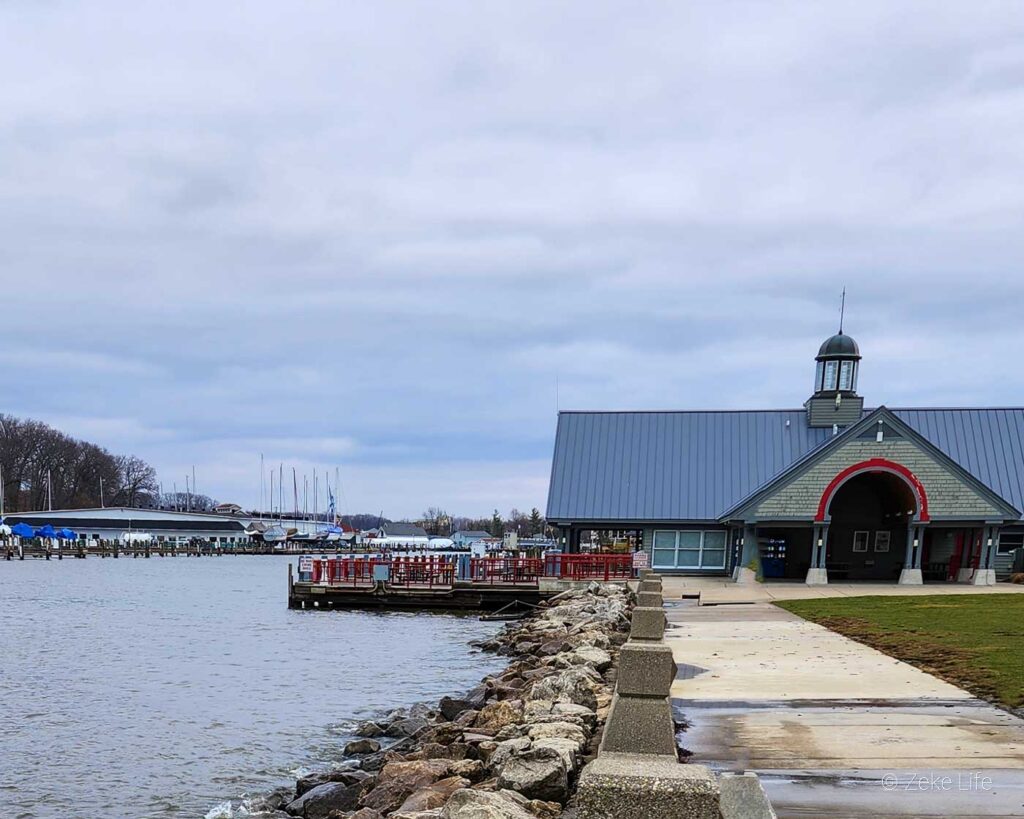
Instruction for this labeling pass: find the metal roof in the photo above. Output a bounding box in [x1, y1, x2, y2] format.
[3, 515, 246, 532]
[546, 408, 1024, 523]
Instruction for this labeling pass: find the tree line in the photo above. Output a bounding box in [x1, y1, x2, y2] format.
[418, 506, 549, 538]
[0, 413, 160, 513]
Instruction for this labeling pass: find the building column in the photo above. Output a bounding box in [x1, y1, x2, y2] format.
[733, 524, 758, 585]
[806, 523, 829, 585]
[899, 524, 923, 585]
[957, 528, 980, 583]
[972, 525, 999, 586]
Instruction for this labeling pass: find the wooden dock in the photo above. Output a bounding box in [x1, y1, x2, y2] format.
[286, 561, 552, 611]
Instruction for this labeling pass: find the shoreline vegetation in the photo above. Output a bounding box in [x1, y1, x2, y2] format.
[776, 593, 1024, 712]
[227, 583, 632, 819]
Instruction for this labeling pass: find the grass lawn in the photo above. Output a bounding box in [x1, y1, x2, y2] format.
[776, 594, 1024, 709]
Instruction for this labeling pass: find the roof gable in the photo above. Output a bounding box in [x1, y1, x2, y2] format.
[728, 407, 1020, 521]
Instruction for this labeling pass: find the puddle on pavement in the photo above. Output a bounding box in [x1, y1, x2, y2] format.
[675, 662, 709, 680]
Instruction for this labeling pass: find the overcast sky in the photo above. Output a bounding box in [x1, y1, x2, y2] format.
[3, 2, 1024, 518]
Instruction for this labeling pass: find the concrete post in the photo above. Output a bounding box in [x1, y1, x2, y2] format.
[899, 524, 923, 585]
[599, 584, 677, 757]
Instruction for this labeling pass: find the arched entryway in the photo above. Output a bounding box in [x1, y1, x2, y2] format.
[823, 471, 917, 580]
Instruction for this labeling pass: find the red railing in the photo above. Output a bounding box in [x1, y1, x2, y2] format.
[543, 553, 634, 581]
[389, 556, 456, 589]
[311, 557, 384, 587]
[469, 557, 543, 586]
[309, 552, 635, 588]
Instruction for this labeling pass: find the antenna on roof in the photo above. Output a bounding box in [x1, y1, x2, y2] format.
[839, 287, 847, 334]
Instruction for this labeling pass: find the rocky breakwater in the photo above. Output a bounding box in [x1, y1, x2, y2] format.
[282, 582, 632, 819]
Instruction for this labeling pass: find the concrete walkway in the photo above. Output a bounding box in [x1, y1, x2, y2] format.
[661, 576, 1024, 606]
[665, 601, 1024, 817]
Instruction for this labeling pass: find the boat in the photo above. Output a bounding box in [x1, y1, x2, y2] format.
[263, 525, 288, 543]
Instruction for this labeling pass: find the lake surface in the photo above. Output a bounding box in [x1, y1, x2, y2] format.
[0, 556, 502, 819]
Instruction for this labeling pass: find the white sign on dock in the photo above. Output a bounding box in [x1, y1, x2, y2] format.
[298, 556, 313, 574]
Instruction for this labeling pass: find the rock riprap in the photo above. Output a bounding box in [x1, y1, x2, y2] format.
[284, 582, 633, 818]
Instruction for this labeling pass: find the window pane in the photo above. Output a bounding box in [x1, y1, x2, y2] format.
[652, 549, 676, 568]
[701, 549, 726, 568]
[676, 549, 701, 567]
[839, 361, 853, 391]
[703, 531, 727, 550]
[653, 531, 677, 549]
[679, 531, 702, 549]
[815, 361, 824, 391]
[823, 360, 838, 390]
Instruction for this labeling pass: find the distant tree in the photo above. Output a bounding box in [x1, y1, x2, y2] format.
[529, 508, 544, 536]
[508, 508, 530, 535]
[419, 507, 451, 536]
[490, 509, 505, 537]
[113, 455, 159, 507]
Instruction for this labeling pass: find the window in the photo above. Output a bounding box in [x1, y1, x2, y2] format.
[651, 530, 728, 569]
[852, 531, 869, 553]
[815, 361, 824, 392]
[874, 531, 891, 552]
[838, 361, 854, 391]
[823, 360, 838, 390]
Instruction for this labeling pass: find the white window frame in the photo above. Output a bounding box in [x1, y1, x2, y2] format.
[852, 530, 869, 553]
[874, 531, 891, 553]
[651, 530, 728, 570]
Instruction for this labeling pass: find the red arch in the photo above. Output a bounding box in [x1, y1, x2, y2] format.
[814, 457, 929, 523]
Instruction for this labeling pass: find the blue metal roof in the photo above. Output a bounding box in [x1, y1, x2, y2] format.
[546, 408, 1024, 523]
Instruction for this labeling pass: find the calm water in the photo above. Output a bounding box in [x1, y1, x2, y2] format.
[0, 556, 502, 819]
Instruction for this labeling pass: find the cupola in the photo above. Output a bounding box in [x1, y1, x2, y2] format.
[806, 330, 864, 429]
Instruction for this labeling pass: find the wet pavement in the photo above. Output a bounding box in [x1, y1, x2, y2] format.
[666, 602, 1024, 816]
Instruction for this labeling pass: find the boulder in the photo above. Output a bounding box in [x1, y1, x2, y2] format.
[354, 720, 386, 737]
[527, 668, 601, 711]
[551, 702, 597, 727]
[474, 700, 524, 733]
[530, 737, 578, 773]
[345, 738, 382, 755]
[396, 775, 470, 813]
[454, 709, 480, 727]
[387, 716, 430, 738]
[561, 646, 612, 672]
[359, 759, 452, 814]
[449, 759, 486, 782]
[285, 780, 366, 818]
[349, 810, 385, 819]
[296, 768, 371, 797]
[495, 747, 569, 804]
[527, 721, 588, 751]
[440, 696, 476, 721]
[441, 789, 536, 819]
[488, 736, 532, 769]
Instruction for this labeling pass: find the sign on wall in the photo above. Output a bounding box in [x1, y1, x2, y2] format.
[632, 550, 649, 569]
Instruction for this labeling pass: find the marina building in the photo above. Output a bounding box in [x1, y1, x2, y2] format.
[545, 330, 1024, 585]
[4, 507, 250, 544]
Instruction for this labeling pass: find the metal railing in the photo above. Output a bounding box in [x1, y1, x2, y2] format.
[544, 553, 635, 581]
[469, 557, 543, 586]
[388, 556, 455, 589]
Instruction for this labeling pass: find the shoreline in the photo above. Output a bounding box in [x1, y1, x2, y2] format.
[237, 582, 632, 819]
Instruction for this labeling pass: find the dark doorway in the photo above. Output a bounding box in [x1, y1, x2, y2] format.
[825, 472, 915, 580]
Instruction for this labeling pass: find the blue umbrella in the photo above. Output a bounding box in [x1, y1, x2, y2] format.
[11, 522, 35, 538]
[36, 524, 57, 538]
[57, 528, 77, 540]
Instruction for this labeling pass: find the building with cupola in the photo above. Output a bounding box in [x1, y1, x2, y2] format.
[545, 327, 1024, 585]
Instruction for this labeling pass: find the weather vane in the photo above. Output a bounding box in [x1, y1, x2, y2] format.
[839, 287, 846, 334]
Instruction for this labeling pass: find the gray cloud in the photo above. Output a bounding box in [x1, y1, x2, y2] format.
[2, 1, 1024, 516]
